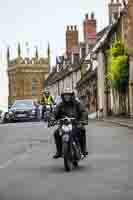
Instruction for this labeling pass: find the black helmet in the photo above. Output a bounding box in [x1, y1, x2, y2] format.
[43, 90, 50, 96]
[45, 91, 50, 96]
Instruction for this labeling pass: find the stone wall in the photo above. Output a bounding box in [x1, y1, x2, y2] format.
[8, 57, 49, 105]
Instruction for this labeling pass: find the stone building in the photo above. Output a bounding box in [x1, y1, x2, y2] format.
[45, 24, 81, 97]
[45, 58, 81, 97]
[86, 0, 133, 117]
[76, 13, 99, 112]
[7, 44, 49, 105]
[45, 12, 97, 101]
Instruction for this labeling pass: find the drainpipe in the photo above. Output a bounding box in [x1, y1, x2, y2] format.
[96, 68, 98, 119]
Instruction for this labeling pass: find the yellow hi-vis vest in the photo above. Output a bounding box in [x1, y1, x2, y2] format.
[41, 95, 53, 105]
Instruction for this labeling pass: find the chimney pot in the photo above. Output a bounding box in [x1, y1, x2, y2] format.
[71, 26, 73, 30]
[67, 26, 69, 31]
[74, 25, 77, 30]
[85, 14, 88, 19]
[91, 12, 95, 19]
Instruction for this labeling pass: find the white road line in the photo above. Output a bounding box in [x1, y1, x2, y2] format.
[0, 149, 31, 169]
[0, 156, 20, 169]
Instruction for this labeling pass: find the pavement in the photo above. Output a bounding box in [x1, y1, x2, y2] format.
[88, 111, 133, 129]
[102, 117, 133, 129]
[0, 120, 132, 200]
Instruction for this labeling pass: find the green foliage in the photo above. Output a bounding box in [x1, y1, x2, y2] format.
[111, 40, 125, 57]
[107, 40, 129, 89]
[111, 55, 128, 80]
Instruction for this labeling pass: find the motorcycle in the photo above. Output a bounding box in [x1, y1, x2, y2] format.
[57, 117, 82, 172]
[43, 104, 52, 122]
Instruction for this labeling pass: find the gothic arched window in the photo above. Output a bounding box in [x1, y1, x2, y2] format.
[32, 80, 37, 96]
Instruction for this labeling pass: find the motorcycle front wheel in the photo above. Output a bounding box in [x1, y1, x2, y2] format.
[63, 143, 73, 172]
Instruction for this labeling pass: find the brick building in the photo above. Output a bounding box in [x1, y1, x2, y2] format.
[7, 44, 49, 105]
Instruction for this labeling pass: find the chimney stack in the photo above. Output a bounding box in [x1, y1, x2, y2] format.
[83, 12, 97, 44]
[108, 0, 122, 24]
[66, 25, 79, 55]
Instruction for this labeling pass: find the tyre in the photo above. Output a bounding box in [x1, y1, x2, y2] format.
[73, 143, 81, 161]
[3, 113, 9, 123]
[63, 143, 73, 172]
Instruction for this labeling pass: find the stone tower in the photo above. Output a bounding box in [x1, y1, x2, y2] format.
[7, 44, 49, 105]
[108, 0, 122, 24]
[66, 25, 79, 55]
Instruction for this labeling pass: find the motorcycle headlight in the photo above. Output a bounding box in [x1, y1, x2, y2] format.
[32, 109, 36, 113]
[62, 124, 72, 132]
[9, 111, 13, 115]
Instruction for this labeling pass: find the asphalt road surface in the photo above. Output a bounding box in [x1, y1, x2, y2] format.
[0, 120, 132, 200]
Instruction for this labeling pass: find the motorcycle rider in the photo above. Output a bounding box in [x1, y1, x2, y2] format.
[53, 88, 88, 159]
[40, 90, 54, 119]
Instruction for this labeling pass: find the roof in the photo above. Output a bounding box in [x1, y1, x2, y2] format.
[76, 69, 96, 88]
[91, 22, 118, 54]
[45, 70, 57, 86]
[45, 63, 81, 86]
[91, 5, 128, 54]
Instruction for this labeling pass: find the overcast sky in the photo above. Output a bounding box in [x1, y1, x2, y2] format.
[0, 0, 108, 109]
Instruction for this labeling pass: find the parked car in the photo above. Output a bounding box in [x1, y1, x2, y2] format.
[0, 110, 3, 122]
[4, 99, 41, 123]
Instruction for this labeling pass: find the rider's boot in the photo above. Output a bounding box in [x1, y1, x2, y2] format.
[53, 143, 62, 158]
[53, 152, 62, 159]
[80, 132, 88, 157]
[53, 134, 62, 159]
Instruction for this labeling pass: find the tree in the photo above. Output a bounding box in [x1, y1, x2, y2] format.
[107, 40, 128, 89]
[107, 40, 129, 115]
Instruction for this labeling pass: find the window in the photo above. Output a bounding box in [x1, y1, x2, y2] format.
[73, 54, 79, 64]
[32, 80, 37, 96]
[81, 47, 86, 59]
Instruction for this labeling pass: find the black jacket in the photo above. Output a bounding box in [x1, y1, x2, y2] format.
[54, 99, 88, 123]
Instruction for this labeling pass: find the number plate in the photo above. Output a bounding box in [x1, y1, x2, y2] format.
[17, 114, 27, 117]
[59, 131, 62, 136]
[63, 134, 69, 142]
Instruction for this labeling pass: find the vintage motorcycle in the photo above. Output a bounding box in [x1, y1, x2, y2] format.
[57, 117, 82, 172]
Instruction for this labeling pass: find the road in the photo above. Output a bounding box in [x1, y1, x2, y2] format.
[0, 120, 132, 200]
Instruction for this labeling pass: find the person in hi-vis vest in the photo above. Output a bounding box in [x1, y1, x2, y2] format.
[40, 90, 54, 119]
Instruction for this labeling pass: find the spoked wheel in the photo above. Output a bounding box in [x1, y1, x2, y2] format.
[63, 143, 73, 172]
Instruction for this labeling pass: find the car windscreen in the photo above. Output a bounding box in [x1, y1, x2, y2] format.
[12, 101, 33, 108]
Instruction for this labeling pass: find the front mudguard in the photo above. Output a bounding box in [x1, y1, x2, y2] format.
[62, 134, 72, 157]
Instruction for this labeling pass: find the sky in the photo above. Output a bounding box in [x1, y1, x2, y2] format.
[0, 0, 108, 110]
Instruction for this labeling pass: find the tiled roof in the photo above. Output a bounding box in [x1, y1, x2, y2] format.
[92, 22, 118, 53]
[92, 6, 129, 53]
[76, 69, 96, 88]
[96, 26, 110, 41]
[45, 63, 81, 86]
